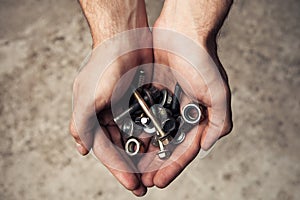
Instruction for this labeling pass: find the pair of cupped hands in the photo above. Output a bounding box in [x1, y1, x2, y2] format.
[70, 0, 233, 196]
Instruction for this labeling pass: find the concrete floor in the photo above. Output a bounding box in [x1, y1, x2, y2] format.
[0, 0, 299, 199]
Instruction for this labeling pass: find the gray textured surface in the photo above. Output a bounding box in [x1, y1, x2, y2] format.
[0, 0, 299, 199]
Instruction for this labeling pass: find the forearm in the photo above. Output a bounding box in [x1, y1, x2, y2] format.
[79, 0, 149, 46]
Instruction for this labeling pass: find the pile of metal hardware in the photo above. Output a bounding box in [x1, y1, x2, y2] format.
[113, 82, 204, 160]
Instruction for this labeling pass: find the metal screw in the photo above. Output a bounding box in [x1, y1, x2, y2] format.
[113, 94, 153, 124]
[113, 69, 147, 124]
[132, 90, 167, 139]
[137, 69, 145, 87]
[114, 103, 140, 124]
[157, 138, 171, 159]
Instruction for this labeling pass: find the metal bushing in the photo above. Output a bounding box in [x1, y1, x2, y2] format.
[182, 103, 202, 124]
[125, 137, 144, 156]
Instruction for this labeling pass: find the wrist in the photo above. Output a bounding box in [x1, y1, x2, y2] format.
[156, 0, 232, 57]
[158, 0, 232, 39]
[79, 0, 149, 47]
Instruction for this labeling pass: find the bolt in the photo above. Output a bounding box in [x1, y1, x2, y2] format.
[132, 90, 167, 139]
[137, 69, 145, 87]
[113, 102, 140, 124]
[113, 69, 147, 124]
[151, 136, 159, 146]
[113, 94, 153, 124]
[157, 139, 171, 159]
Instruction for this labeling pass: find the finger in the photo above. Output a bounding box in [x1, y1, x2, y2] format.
[69, 117, 91, 155]
[132, 182, 147, 197]
[153, 124, 205, 188]
[93, 126, 141, 191]
[138, 95, 196, 187]
[138, 144, 162, 187]
[76, 143, 89, 155]
[200, 99, 232, 150]
[106, 125, 124, 149]
[140, 158, 161, 187]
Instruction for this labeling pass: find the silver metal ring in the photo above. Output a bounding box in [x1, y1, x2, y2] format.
[125, 137, 141, 156]
[182, 103, 201, 124]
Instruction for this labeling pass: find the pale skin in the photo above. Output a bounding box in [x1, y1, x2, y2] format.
[70, 0, 233, 197]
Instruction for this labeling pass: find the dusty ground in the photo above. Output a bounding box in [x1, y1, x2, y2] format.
[0, 0, 299, 199]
